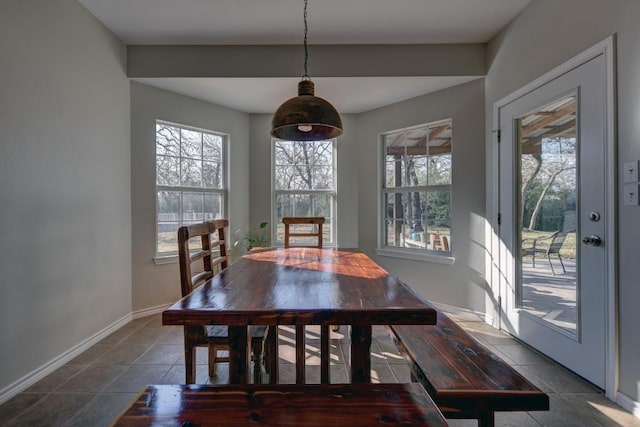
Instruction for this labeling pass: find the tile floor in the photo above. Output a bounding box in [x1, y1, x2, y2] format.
[1, 313, 638, 427]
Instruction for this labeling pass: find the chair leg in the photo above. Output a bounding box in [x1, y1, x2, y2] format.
[263, 338, 270, 374]
[252, 340, 263, 384]
[547, 255, 556, 276]
[532, 252, 536, 268]
[558, 254, 566, 274]
[208, 346, 217, 378]
[266, 326, 279, 384]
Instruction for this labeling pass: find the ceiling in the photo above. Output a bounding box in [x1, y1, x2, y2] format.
[78, 0, 532, 114]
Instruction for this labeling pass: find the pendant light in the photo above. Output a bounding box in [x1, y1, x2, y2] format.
[271, 0, 343, 141]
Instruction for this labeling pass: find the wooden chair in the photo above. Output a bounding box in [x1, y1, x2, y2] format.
[283, 216, 325, 248]
[521, 230, 569, 275]
[280, 217, 335, 384]
[178, 219, 267, 384]
[429, 233, 450, 251]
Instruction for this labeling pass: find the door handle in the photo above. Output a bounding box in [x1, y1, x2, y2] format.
[582, 235, 602, 246]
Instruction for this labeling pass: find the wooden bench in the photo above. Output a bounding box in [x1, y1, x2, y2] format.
[389, 305, 549, 427]
[111, 383, 448, 426]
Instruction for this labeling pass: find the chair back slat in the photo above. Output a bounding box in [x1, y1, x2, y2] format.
[547, 231, 568, 254]
[282, 217, 325, 249]
[178, 219, 229, 297]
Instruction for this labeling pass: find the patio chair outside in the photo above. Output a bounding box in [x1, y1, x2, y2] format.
[521, 230, 570, 276]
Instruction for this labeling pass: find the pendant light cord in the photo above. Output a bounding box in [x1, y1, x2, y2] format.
[303, 0, 309, 79]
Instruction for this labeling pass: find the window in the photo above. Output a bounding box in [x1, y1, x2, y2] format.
[380, 120, 452, 255]
[155, 121, 226, 257]
[273, 139, 336, 246]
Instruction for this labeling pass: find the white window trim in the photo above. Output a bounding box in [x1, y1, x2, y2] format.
[153, 247, 233, 265]
[377, 120, 454, 262]
[376, 247, 455, 265]
[154, 120, 228, 259]
[271, 139, 337, 247]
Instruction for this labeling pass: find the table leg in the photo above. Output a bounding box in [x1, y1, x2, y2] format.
[350, 325, 372, 383]
[228, 325, 250, 384]
[295, 325, 306, 384]
[320, 325, 330, 383]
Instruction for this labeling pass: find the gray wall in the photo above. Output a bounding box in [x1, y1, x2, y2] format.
[130, 82, 251, 311]
[356, 79, 487, 312]
[249, 114, 359, 248]
[485, 0, 640, 403]
[0, 0, 131, 391]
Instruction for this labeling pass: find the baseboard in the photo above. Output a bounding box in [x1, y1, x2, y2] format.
[0, 304, 175, 405]
[617, 391, 640, 420]
[132, 303, 171, 319]
[0, 312, 132, 405]
[431, 301, 485, 321]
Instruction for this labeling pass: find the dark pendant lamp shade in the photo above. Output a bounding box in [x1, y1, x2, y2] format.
[271, 80, 343, 141]
[270, 0, 343, 141]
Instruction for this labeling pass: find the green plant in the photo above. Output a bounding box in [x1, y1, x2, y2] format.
[246, 222, 270, 249]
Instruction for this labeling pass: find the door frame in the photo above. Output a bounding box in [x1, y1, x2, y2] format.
[488, 36, 617, 398]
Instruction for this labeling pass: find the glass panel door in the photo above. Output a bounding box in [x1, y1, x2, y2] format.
[517, 94, 578, 336]
[498, 53, 608, 388]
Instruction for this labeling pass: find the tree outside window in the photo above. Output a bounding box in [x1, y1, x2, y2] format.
[155, 121, 226, 256]
[273, 139, 336, 246]
[381, 120, 452, 253]
[520, 137, 576, 232]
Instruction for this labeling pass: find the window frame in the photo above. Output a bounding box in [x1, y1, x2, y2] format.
[271, 138, 337, 247]
[376, 120, 455, 264]
[154, 120, 228, 260]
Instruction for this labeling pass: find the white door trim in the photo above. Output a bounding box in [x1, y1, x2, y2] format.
[489, 36, 617, 399]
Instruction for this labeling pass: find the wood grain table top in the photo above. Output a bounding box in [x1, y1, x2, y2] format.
[163, 247, 436, 327]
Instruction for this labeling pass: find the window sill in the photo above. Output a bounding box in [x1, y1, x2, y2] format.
[375, 247, 455, 265]
[153, 255, 178, 265]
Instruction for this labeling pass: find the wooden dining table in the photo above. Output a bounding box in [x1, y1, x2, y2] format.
[162, 247, 437, 384]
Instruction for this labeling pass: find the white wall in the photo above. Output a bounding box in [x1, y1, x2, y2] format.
[355, 79, 487, 312]
[130, 82, 251, 311]
[0, 0, 131, 392]
[485, 0, 640, 403]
